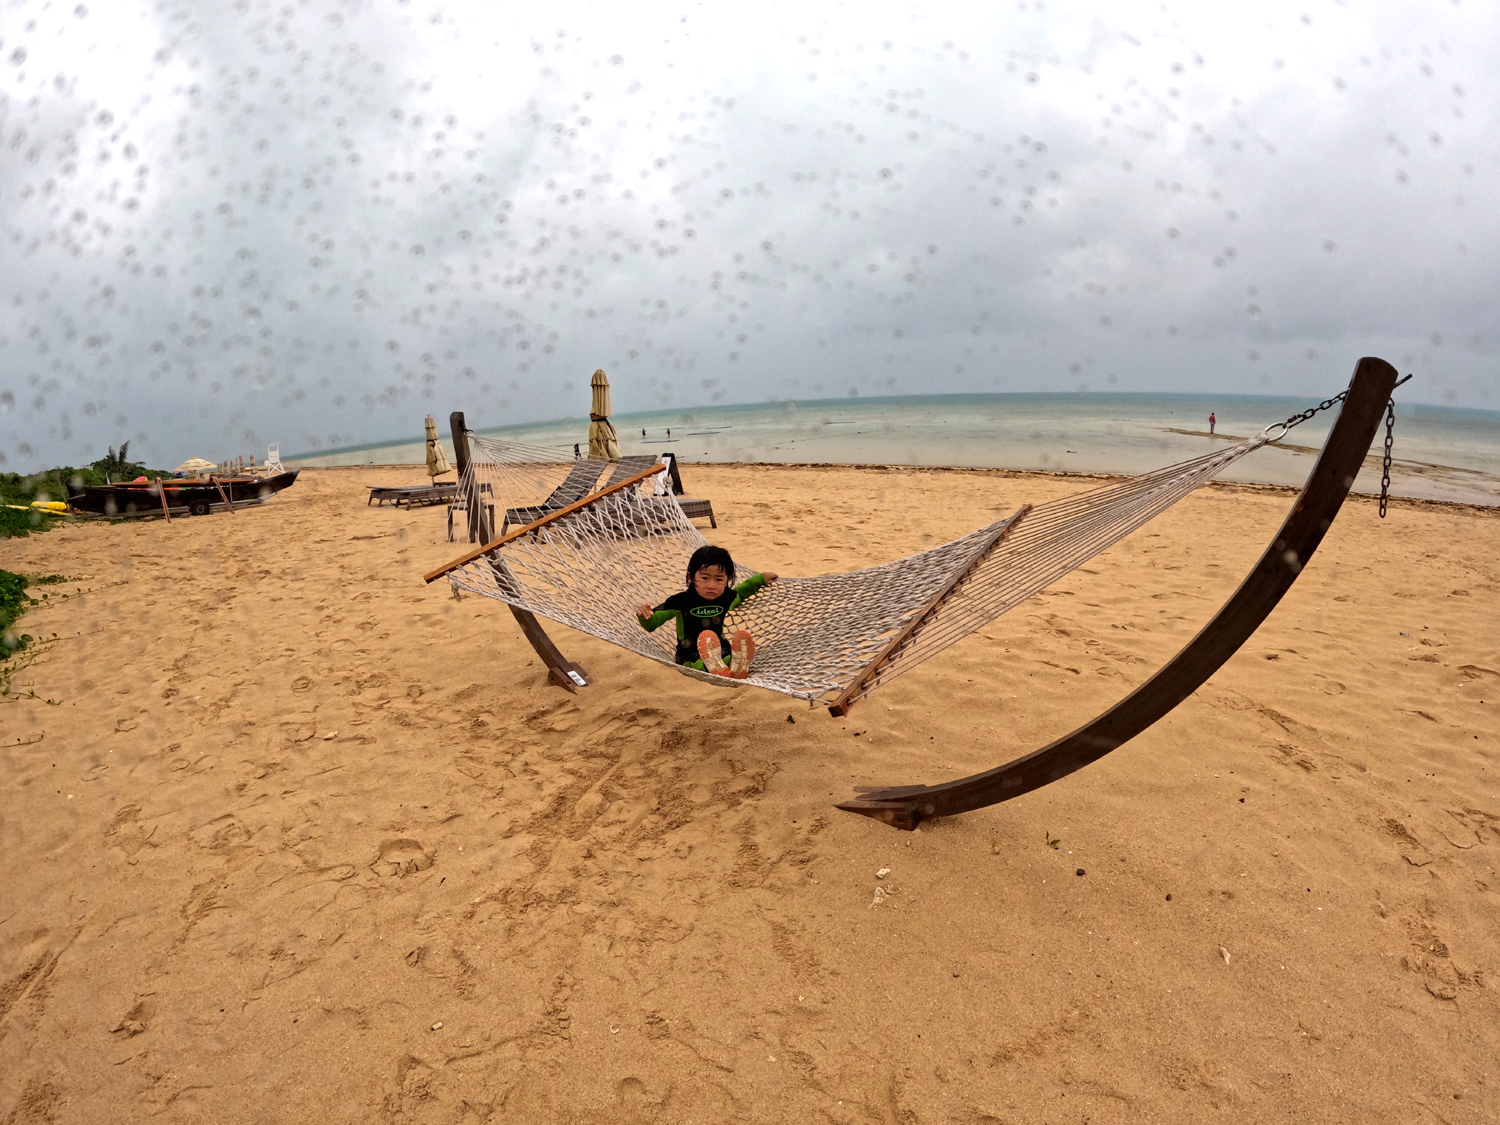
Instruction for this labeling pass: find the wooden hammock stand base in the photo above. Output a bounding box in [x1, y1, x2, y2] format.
[836, 355, 1401, 831]
[509, 604, 590, 693]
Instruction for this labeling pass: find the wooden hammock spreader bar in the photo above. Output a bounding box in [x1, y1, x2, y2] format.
[827, 504, 1032, 717]
[836, 355, 1400, 830]
[422, 462, 667, 584]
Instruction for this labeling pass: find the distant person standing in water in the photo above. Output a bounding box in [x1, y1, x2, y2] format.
[1209, 412, 1216, 435]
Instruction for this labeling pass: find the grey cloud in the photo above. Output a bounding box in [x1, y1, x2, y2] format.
[1, 0, 1495, 472]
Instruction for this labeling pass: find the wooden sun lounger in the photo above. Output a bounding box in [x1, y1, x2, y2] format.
[502, 456, 716, 530]
[677, 497, 716, 527]
[601, 455, 721, 528]
[367, 482, 458, 508]
[603, 455, 660, 485]
[503, 459, 609, 529]
[657, 454, 715, 527]
[447, 482, 495, 542]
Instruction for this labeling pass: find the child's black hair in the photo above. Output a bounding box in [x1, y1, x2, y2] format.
[685, 544, 735, 589]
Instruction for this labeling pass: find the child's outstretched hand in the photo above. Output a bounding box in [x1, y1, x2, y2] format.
[762, 572, 778, 583]
[635, 602, 654, 618]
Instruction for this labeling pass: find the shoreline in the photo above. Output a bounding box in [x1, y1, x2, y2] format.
[305, 459, 1500, 514]
[283, 391, 1500, 509]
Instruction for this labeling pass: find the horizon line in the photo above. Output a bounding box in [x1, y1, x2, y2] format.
[287, 385, 1493, 462]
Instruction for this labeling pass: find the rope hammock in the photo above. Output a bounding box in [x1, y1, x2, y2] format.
[427, 426, 1280, 713]
[424, 359, 1403, 830]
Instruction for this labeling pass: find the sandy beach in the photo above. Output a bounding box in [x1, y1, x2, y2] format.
[2, 462, 1497, 1123]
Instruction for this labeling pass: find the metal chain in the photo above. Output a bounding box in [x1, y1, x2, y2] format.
[1267, 373, 1411, 439]
[1379, 400, 1395, 518]
[1260, 389, 1351, 442]
[1279, 390, 1349, 432]
[1264, 375, 1409, 521]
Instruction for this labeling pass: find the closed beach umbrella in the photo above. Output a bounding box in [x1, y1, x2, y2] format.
[588, 368, 620, 460]
[425, 415, 452, 478]
[175, 457, 216, 478]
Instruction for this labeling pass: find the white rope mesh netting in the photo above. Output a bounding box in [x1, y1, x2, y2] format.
[445, 430, 1274, 706]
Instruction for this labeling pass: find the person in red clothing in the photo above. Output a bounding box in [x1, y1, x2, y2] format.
[1209, 412, 1216, 434]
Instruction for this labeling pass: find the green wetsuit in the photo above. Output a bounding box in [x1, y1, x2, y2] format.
[637, 573, 769, 669]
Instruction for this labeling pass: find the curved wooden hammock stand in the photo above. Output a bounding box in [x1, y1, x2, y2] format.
[836, 356, 1400, 830]
[441, 357, 1398, 829]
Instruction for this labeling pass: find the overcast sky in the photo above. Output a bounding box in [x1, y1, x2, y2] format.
[2, 0, 1495, 472]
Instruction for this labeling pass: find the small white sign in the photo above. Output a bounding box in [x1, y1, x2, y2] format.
[568, 670, 587, 685]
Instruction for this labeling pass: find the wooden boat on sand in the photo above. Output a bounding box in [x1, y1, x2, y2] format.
[66, 470, 301, 516]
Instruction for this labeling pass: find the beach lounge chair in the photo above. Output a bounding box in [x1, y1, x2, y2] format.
[501, 458, 610, 529]
[677, 497, 716, 528]
[367, 482, 459, 508]
[447, 482, 495, 542]
[659, 454, 716, 528]
[500, 455, 716, 531]
[603, 454, 660, 485]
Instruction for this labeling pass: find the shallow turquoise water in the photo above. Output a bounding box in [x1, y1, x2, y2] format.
[294, 392, 1500, 505]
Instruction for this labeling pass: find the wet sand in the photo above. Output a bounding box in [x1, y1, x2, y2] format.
[1165, 428, 1500, 507]
[2, 463, 1497, 1123]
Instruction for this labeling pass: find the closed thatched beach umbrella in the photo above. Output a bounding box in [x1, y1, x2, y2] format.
[425, 415, 452, 478]
[588, 368, 620, 460]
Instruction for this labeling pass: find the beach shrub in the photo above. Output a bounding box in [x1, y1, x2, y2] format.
[0, 450, 176, 536]
[1, 569, 35, 651]
[1, 572, 68, 705]
[0, 571, 66, 653]
[0, 505, 47, 538]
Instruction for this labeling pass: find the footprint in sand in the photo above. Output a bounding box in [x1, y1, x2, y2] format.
[373, 838, 434, 877]
[109, 996, 156, 1038]
[1401, 923, 1462, 1000]
[291, 676, 314, 693]
[1383, 818, 1432, 867]
[617, 1077, 650, 1112]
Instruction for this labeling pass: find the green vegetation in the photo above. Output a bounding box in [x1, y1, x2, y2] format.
[0, 507, 48, 538]
[0, 570, 30, 647]
[1, 570, 66, 653]
[1, 570, 70, 703]
[1, 441, 176, 537]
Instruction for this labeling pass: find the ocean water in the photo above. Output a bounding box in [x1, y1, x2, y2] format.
[294, 392, 1500, 506]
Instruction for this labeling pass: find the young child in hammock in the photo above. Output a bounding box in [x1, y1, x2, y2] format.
[635, 545, 777, 678]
